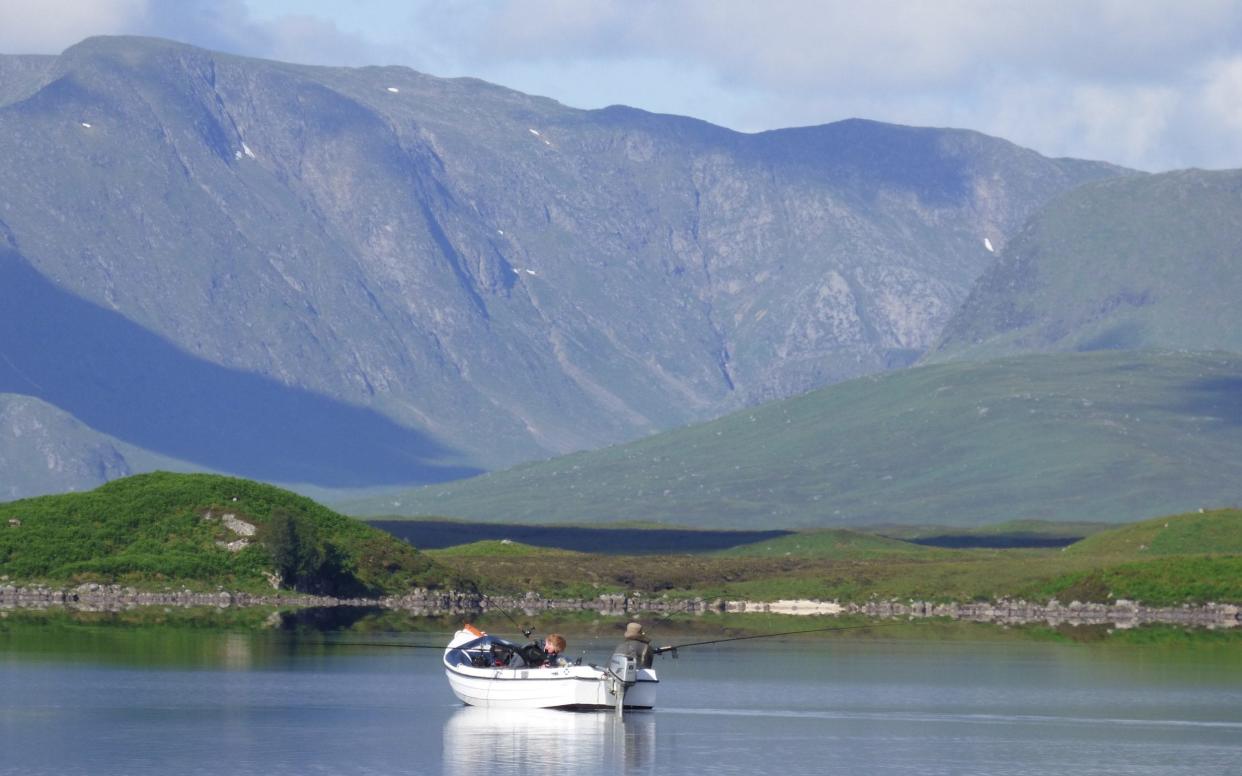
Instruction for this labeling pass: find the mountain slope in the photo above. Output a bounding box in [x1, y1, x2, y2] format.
[0, 36, 1124, 497]
[1065, 509, 1242, 558]
[347, 351, 1242, 528]
[0, 394, 133, 500]
[930, 169, 1242, 360]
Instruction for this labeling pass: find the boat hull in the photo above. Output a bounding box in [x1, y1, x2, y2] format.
[444, 663, 658, 710]
[442, 628, 657, 710]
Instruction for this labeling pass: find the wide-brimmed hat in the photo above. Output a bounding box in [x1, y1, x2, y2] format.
[624, 622, 647, 639]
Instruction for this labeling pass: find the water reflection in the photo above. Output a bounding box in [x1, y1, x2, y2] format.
[218, 632, 253, 670]
[443, 706, 655, 775]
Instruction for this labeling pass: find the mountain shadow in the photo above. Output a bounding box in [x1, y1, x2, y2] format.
[1177, 376, 1242, 429]
[0, 248, 479, 487]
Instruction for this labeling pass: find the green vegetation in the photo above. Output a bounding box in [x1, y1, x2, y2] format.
[0, 472, 459, 595]
[348, 351, 1242, 528]
[1065, 509, 1242, 557]
[4, 478, 1239, 612]
[427, 508, 1242, 606]
[714, 529, 947, 559]
[873, 520, 1114, 542]
[1028, 557, 1242, 606]
[426, 540, 581, 558]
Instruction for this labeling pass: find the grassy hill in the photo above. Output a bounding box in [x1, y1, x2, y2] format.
[344, 351, 1242, 528]
[421, 511, 1242, 606]
[1065, 509, 1242, 558]
[0, 472, 458, 595]
[714, 529, 945, 559]
[931, 169, 1242, 360]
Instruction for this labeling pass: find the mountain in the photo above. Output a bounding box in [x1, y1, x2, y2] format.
[0, 54, 53, 106]
[347, 351, 1242, 528]
[0, 36, 1124, 498]
[930, 169, 1242, 360]
[0, 393, 209, 500]
[0, 393, 132, 500]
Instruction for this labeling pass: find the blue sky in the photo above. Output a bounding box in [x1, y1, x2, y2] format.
[3, 1, 1242, 172]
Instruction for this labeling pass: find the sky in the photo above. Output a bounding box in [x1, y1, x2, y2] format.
[2, 0, 1242, 172]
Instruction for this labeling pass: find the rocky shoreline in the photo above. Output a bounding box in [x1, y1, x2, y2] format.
[2, 584, 1240, 629]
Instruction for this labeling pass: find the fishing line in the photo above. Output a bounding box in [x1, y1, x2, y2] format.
[323, 621, 911, 652]
[653, 620, 914, 654]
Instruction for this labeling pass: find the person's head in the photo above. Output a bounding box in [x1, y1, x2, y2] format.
[624, 622, 648, 642]
[544, 633, 566, 654]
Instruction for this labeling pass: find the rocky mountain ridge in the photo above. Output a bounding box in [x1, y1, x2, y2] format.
[0, 36, 1123, 499]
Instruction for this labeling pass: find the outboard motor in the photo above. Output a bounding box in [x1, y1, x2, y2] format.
[607, 653, 638, 718]
[609, 653, 638, 684]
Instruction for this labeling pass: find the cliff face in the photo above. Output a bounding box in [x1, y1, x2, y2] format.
[0, 37, 1123, 495]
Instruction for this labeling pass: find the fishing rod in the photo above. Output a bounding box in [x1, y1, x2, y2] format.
[488, 597, 534, 639]
[652, 620, 912, 655]
[325, 641, 446, 650]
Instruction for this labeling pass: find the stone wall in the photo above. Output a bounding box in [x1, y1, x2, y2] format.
[2, 585, 1239, 628]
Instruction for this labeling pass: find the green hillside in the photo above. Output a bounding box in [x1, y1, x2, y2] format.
[715, 529, 944, 559]
[345, 351, 1242, 528]
[0, 472, 456, 594]
[426, 540, 581, 559]
[932, 169, 1242, 360]
[1065, 509, 1242, 558]
[873, 520, 1113, 542]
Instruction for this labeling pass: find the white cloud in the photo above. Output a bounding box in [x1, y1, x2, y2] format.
[440, 0, 1242, 170]
[0, 0, 147, 54]
[4, 0, 1242, 170]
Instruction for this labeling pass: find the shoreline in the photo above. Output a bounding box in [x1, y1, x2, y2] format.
[3, 584, 1240, 629]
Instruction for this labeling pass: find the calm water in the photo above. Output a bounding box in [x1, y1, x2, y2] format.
[2, 626, 1241, 775]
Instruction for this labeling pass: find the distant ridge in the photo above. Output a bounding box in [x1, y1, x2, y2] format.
[346, 351, 1242, 528]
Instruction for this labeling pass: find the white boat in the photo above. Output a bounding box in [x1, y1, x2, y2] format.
[442, 626, 658, 711]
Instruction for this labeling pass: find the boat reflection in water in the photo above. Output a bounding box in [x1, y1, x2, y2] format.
[443, 706, 655, 775]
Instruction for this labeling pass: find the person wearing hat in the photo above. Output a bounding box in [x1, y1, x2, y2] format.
[613, 621, 654, 668]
